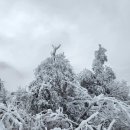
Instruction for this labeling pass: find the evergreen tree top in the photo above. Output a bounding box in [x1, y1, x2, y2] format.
[95, 44, 107, 64]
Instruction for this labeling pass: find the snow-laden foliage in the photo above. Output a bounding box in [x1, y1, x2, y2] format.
[92, 45, 116, 95]
[78, 69, 95, 94]
[11, 87, 30, 111]
[31, 108, 74, 130]
[29, 79, 91, 121]
[34, 53, 75, 87]
[76, 94, 130, 130]
[28, 52, 77, 114]
[106, 80, 129, 101]
[0, 44, 130, 130]
[0, 103, 25, 130]
[19, 107, 75, 130]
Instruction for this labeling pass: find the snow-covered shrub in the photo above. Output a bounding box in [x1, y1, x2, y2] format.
[29, 80, 92, 123]
[78, 69, 95, 94]
[10, 87, 30, 113]
[106, 80, 129, 101]
[78, 94, 130, 130]
[65, 83, 91, 122]
[29, 83, 61, 114]
[31, 108, 74, 130]
[0, 103, 25, 130]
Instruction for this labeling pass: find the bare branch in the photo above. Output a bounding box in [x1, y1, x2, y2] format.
[51, 44, 61, 60]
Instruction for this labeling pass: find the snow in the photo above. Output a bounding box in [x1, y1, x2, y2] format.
[0, 45, 130, 130]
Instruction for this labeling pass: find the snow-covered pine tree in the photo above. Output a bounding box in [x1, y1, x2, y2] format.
[92, 44, 108, 75]
[92, 45, 129, 100]
[92, 44, 116, 95]
[78, 44, 117, 96]
[28, 44, 91, 117]
[28, 44, 75, 114]
[78, 44, 129, 101]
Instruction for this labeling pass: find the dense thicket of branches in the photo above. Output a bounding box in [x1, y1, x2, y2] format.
[0, 44, 130, 130]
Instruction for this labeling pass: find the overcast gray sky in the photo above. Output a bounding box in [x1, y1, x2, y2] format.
[0, 0, 130, 91]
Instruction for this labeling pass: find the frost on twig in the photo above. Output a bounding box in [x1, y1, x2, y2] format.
[76, 112, 99, 130]
[107, 119, 116, 130]
[0, 103, 25, 130]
